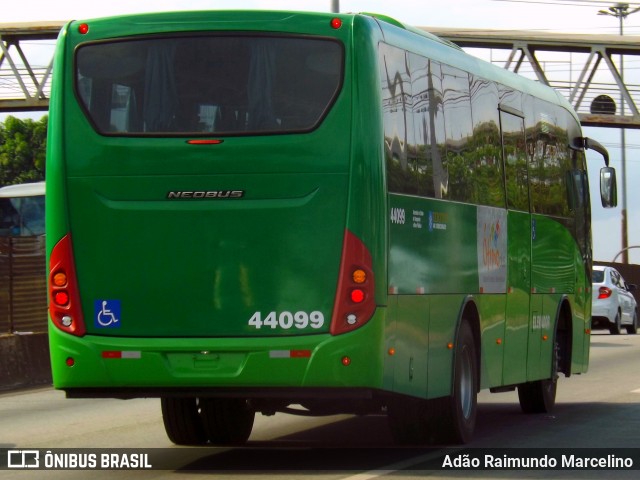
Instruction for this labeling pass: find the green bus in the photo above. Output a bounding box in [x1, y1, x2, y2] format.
[46, 10, 617, 445]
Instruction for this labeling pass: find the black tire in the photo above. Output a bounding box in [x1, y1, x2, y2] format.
[518, 330, 558, 414]
[434, 321, 478, 444]
[609, 312, 622, 335]
[161, 397, 208, 445]
[388, 321, 478, 445]
[625, 312, 638, 335]
[200, 398, 255, 445]
[518, 378, 557, 413]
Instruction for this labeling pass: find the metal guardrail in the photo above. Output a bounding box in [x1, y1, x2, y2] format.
[0, 235, 47, 334]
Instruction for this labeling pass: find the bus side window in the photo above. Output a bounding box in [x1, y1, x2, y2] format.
[441, 64, 474, 204]
[470, 76, 502, 208]
[500, 109, 529, 212]
[566, 165, 588, 213]
[380, 43, 415, 195]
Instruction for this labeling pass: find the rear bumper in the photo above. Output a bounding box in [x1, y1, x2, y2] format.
[49, 309, 386, 394]
[591, 315, 614, 329]
[63, 385, 380, 400]
[591, 302, 615, 324]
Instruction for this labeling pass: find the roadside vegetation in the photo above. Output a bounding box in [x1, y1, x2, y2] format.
[0, 115, 47, 187]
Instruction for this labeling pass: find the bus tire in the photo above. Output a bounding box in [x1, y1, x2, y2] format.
[388, 321, 477, 445]
[434, 320, 478, 444]
[518, 329, 559, 413]
[517, 378, 557, 413]
[161, 397, 208, 445]
[200, 398, 255, 445]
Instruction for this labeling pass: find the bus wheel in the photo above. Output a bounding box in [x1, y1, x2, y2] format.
[518, 335, 558, 413]
[161, 397, 208, 445]
[518, 378, 557, 413]
[434, 321, 478, 444]
[388, 321, 477, 445]
[200, 398, 255, 445]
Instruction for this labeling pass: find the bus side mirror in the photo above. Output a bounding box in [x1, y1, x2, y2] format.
[600, 166, 617, 208]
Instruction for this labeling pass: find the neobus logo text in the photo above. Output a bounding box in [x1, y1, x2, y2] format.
[166, 190, 245, 199]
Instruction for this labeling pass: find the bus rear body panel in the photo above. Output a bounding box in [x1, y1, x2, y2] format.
[47, 12, 388, 393]
[48, 311, 386, 392]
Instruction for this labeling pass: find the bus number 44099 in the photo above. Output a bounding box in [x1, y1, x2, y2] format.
[390, 207, 406, 225]
[247, 311, 325, 330]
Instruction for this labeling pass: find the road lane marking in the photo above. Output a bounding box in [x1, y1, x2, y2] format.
[340, 449, 461, 480]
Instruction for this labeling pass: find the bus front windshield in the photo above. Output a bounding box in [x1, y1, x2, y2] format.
[75, 35, 344, 136]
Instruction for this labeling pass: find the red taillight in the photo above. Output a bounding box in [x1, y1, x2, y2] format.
[331, 18, 343, 29]
[330, 230, 376, 335]
[186, 139, 224, 145]
[54, 291, 70, 306]
[49, 235, 86, 336]
[351, 289, 365, 303]
[78, 23, 89, 35]
[598, 287, 612, 299]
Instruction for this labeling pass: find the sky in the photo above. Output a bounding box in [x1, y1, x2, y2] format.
[3, 0, 640, 263]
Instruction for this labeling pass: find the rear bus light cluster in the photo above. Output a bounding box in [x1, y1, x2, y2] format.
[330, 230, 376, 335]
[49, 235, 86, 336]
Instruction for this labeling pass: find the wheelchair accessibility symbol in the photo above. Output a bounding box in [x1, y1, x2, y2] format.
[94, 300, 121, 328]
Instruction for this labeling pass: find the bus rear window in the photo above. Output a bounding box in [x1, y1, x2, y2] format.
[75, 35, 343, 136]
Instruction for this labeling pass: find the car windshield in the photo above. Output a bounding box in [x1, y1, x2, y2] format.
[592, 270, 605, 283]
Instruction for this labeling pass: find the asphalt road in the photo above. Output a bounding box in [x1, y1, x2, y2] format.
[1, 330, 639, 479]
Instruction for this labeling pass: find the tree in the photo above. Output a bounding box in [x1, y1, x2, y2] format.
[0, 115, 47, 187]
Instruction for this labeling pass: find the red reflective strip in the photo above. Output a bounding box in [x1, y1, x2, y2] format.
[269, 350, 311, 358]
[290, 350, 311, 358]
[102, 351, 141, 359]
[186, 139, 224, 145]
[102, 351, 122, 359]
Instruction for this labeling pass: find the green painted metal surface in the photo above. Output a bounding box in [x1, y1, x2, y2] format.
[46, 10, 593, 402]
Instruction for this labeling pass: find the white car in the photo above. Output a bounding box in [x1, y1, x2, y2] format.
[592, 266, 638, 334]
